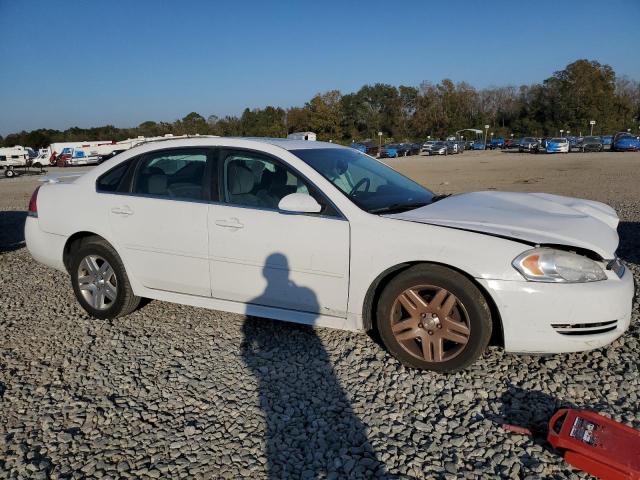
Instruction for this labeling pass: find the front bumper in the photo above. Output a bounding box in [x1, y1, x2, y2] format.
[478, 265, 635, 353]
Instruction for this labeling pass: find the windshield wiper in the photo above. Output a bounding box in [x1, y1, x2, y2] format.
[369, 202, 429, 214]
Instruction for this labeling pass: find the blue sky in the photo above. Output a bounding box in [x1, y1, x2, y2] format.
[1, 0, 639, 136]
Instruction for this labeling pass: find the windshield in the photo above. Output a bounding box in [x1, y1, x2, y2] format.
[584, 136, 601, 142]
[550, 138, 566, 143]
[292, 148, 434, 213]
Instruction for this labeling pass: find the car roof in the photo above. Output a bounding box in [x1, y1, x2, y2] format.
[239, 137, 345, 150]
[129, 136, 347, 153]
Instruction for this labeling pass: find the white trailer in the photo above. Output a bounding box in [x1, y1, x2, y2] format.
[0, 146, 37, 176]
[287, 131, 317, 141]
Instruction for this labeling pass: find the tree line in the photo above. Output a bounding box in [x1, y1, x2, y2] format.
[2, 59, 639, 149]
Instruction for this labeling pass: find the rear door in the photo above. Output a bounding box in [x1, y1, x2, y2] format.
[103, 147, 213, 297]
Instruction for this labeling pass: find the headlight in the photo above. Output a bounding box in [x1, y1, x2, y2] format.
[512, 248, 607, 283]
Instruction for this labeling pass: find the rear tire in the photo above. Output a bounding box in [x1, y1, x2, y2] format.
[376, 265, 492, 372]
[5, 168, 15, 178]
[70, 238, 141, 319]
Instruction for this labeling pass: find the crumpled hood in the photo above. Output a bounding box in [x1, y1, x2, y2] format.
[385, 191, 620, 258]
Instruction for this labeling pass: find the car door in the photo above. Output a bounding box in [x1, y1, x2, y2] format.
[208, 149, 350, 317]
[105, 147, 213, 297]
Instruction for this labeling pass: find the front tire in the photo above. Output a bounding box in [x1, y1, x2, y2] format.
[70, 238, 141, 319]
[376, 265, 492, 372]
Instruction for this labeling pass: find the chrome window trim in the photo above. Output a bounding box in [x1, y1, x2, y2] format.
[94, 190, 347, 221]
[96, 145, 348, 221]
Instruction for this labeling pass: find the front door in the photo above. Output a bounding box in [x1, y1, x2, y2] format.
[107, 147, 212, 297]
[208, 149, 350, 317]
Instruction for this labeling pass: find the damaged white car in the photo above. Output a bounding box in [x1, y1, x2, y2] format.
[25, 138, 635, 372]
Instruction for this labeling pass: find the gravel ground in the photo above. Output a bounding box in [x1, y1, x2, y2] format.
[1, 151, 639, 479]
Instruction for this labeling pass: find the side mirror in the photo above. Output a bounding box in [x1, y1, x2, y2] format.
[278, 193, 322, 214]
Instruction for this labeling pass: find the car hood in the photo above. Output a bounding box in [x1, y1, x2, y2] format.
[385, 191, 619, 258]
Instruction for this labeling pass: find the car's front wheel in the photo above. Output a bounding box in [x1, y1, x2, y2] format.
[70, 238, 141, 319]
[376, 265, 492, 372]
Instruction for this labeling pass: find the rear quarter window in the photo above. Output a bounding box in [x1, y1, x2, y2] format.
[96, 159, 133, 192]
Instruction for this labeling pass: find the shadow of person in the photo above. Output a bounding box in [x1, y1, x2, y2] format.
[242, 253, 388, 479]
[0, 210, 27, 254]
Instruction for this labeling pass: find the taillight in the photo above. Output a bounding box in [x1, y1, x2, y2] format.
[28, 186, 40, 218]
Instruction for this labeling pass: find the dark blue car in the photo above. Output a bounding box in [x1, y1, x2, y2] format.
[612, 132, 640, 152]
[487, 137, 505, 150]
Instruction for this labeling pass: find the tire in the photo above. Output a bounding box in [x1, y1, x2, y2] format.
[70, 237, 141, 319]
[33, 162, 42, 168]
[376, 264, 492, 372]
[5, 168, 15, 178]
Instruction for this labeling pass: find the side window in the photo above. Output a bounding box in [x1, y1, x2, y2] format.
[133, 149, 208, 200]
[96, 159, 132, 192]
[222, 151, 338, 216]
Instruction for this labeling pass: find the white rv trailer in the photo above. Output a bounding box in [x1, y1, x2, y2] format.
[287, 131, 317, 141]
[0, 145, 36, 167]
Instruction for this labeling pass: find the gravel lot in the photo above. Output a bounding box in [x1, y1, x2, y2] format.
[1, 150, 638, 479]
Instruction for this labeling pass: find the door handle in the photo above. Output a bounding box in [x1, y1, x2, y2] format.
[215, 218, 244, 229]
[111, 206, 134, 216]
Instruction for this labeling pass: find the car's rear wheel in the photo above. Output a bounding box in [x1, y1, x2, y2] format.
[70, 238, 140, 319]
[376, 265, 492, 372]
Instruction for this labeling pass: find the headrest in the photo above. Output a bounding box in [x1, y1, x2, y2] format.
[147, 174, 167, 195]
[228, 163, 256, 195]
[261, 167, 287, 188]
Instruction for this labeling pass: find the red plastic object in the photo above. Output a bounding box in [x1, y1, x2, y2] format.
[547, 409, 640, 480]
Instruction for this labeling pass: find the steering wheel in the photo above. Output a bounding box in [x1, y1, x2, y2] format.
[349, 177, 371, 196]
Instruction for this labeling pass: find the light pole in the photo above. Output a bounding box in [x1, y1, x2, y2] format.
[377, 131, 383, 157]
[590, 120, 595, 136]
[567, 130, 571, 137]
[560, 129, 564, 137]
[484, 124, 489, 146]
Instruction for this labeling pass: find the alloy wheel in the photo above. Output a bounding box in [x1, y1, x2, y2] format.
[390, 285, 470, 363]
[77, 255, 117, 310]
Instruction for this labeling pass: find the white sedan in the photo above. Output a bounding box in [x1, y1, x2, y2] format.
[25, 138, 634, 372]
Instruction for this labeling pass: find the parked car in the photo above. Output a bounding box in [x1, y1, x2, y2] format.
[487, 137, 505, 150]
[420, 141, 435, 155]
[465, 140, 475, 150]
[405, 143, 423, 156]
[568, 137, 581, 152]
[425, 141, 452, 155]
[601, 135, 613, 150]
[350, 141, 379, 156]
[519, 137, 538, 152]
[25, 137, 634, 372]
[447, 141, 460, 154]
[534, 138, 549, 154]
[388, 143, 421, 157]
[545, 138, 570, 154]
[504, 139, 520, 150]
[471, 141, 486, 150]
[578, 136, 604, 152]
[380, 145, 399, 158]
[612, 132, 640, 152]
